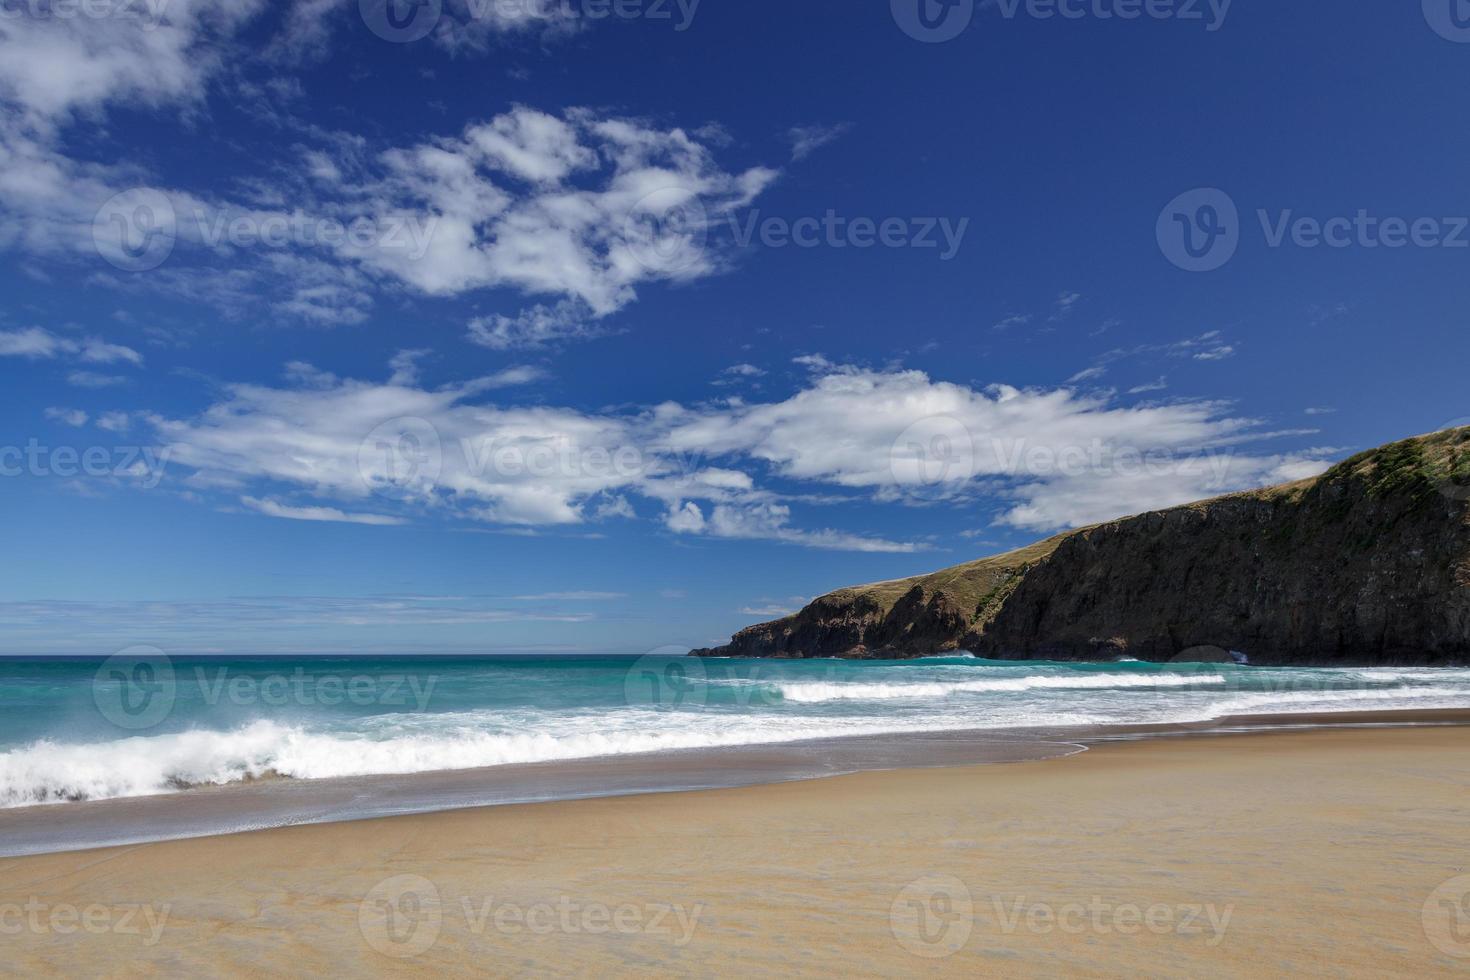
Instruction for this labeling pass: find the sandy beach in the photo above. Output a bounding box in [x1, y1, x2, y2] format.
[3, 725, 1469, 977]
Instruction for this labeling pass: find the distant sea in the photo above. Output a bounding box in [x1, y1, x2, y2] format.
[3, 653, 1470, 810]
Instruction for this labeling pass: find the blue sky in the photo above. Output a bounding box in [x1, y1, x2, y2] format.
[1, 0, 1467, 654]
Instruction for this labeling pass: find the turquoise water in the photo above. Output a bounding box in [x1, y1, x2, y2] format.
[3, 653, 1470, 807]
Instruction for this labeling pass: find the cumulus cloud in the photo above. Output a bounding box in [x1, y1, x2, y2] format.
[0, 0, 774, 336]
[0, 0, 265, 130]
[3, 96, 777, 333]
[144, 355, 1333, 546]
[655, 362, 1332, 531]
[342, 107, 778, 316]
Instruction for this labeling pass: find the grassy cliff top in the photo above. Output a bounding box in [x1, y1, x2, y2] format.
[809, 425, 1470, 621]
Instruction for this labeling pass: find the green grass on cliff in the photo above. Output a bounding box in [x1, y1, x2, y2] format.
[815, 533, 1069, 621]
[797, 425, 1470, 630]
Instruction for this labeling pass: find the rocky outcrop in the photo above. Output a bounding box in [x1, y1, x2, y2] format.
[694, 427, 1470, 666]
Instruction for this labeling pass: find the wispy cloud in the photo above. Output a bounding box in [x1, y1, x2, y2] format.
[788, 123, 853, 161]
[241, 496, 408, 526]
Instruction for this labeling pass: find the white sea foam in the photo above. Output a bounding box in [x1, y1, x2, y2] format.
[775, 671, 1227, 703]
[0, 710, 1109, 808]
[4, 664, 1469, 808]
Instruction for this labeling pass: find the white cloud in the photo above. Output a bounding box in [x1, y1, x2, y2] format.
[77, 337, 144, 365]
[147, 355, 1331, 547]
[343, 107, 779, 316]
[44, 407, 88, 427]
[387, 349, 430, 387]
[788, 123, 852, 161]
[992, 314, 1032, 332]
[740, 602, 800, 617]
[0, 327, 142, 365]
[998, 454, 1332, 532]
[1067, 366, 1107, 383]
[699, 501, 920, 553]
[3, 103, 778, 331]
[468, 300, 611, 351]
[1049, 291, 1082, 321]
[0, 0, 265, 130]
[664, 501, 706, 533]
[96, 411, 132, 433]
[722, 363, 765, 378]
[1128, 377, 1169, 395]
[67, 371, 129, 389]
[0, 327, 65, 357]
[241, 496, 407, 526]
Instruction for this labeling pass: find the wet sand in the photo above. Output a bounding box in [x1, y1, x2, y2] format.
[4, 724, 1470, 976]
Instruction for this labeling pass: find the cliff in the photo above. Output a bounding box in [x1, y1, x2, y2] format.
[693, 427, 1470, 666]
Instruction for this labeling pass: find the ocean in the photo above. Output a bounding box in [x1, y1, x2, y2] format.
[4, 653, 1470, 811]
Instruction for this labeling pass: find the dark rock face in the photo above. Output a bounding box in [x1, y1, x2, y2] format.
[968, 474, 1470, 666]
[694, 429, 1470, 666]
[712, 588, 976, 660]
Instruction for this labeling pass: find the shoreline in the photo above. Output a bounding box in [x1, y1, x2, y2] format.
[3, 724, 1468, 975]
[4, 706, 1469, 858]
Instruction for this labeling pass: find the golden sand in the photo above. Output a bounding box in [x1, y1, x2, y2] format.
[3, 727, 1470, 977]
